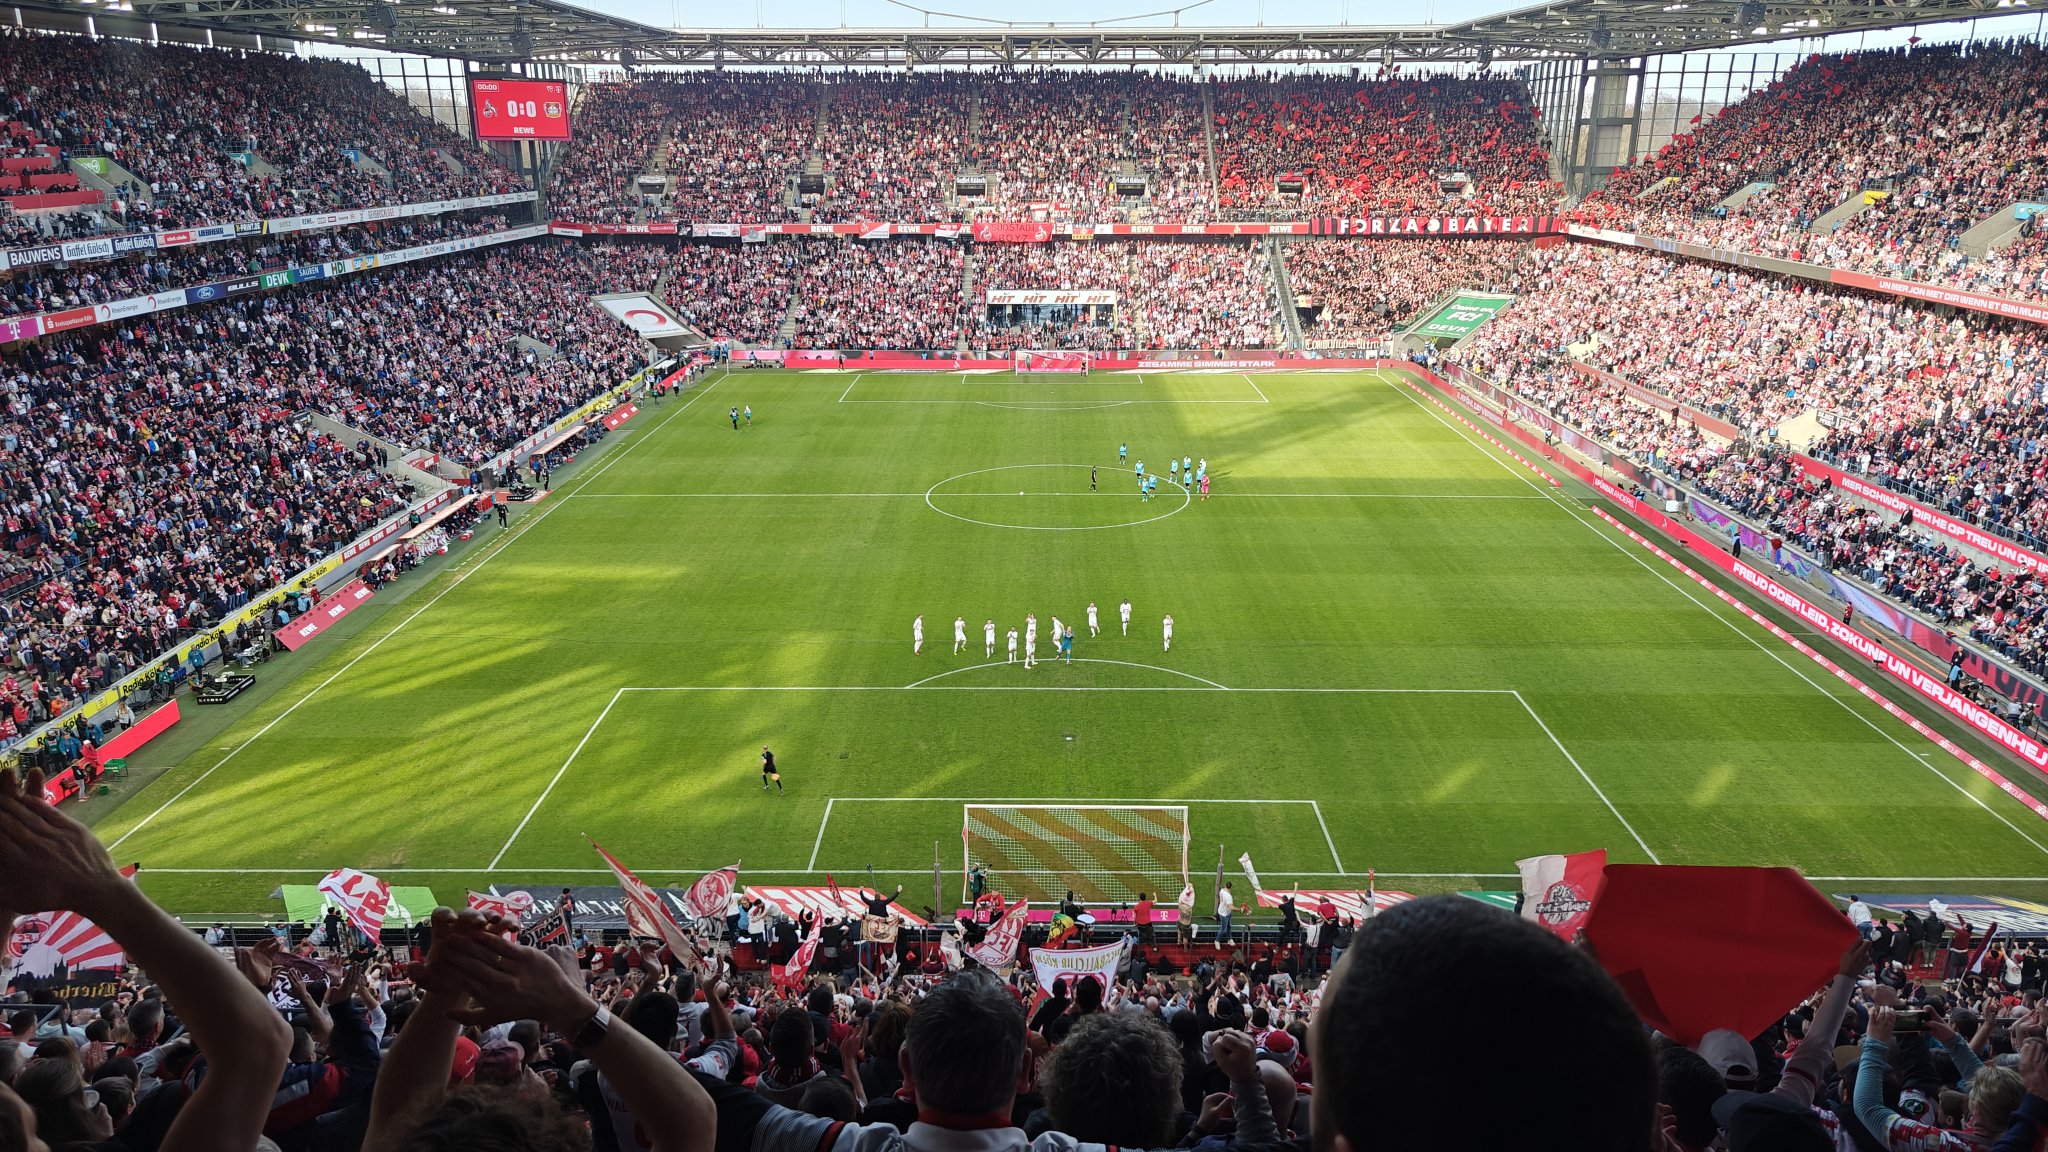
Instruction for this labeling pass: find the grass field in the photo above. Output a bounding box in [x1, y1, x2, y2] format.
[90, 367, 2048, 917]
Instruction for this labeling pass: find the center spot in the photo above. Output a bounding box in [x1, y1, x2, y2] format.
[924, 464, 1190, 531]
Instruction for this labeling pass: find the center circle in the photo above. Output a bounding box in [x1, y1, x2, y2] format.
[925, 464, 1191, 531]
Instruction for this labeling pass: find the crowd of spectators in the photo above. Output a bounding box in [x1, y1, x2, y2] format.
[1673, 447, 2048, 674]
[1583, 41, 2048, 302]
[545, 83, 677, 226]
[1211, 75, 1559, 218]
[661, 242, 803, 346]
[658, 78, 815, 225]
[787, 239, 966, 350]
[0, 30, 527, 232]
[811, 77, 972, 224]
[966, 74, 1213, 222]
[0, 239, 660, 734]
[0, 211, 512, 318]
[1282, 237, 1525, 343]
[298, 242, 663, 462]
[1458, 243, 2048, 447]
[15, 771, 2048, 1152]
[969, 240, 1276, 351]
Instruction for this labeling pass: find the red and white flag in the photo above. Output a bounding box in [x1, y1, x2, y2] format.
[6, 866, 137, 977]
[466, 890, 531, 926]
[1516, 851, 1607, 939]
[966, 900, 1030, 971]
[318, 867, 392, 944]
[774, 920, 822, 990]
[1969, 921, 2002, 975]
[591, 839, 697, 963]
[683, 865, 740, 920]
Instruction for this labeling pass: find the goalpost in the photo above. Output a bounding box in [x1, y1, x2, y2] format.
[1013, 350, 1091, 374]
[962, 804, 1189, 904]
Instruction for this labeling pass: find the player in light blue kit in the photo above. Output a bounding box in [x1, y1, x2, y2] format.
[1118, 443, 1128, 463]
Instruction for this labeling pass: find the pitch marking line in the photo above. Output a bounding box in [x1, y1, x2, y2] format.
[489, 682, 1631, 873]
[106, 368, 735, 854]
[1377, 371, 2048, 859]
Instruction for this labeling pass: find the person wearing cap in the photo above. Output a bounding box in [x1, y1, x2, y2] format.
[1693, 941, 1867, 1151]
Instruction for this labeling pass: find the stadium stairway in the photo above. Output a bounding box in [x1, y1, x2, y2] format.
[636, 119, 679, 225]
[348, 150, 393, 183]
[305, 412, 459, 491]
[69, 155, 149, 210]
[958, 250, 977, 356]
[1716, 181, 1776, 211]
[1807, 188, 1883, 234]
[1266, 236, 1307, 350]
[1201, 81, 1220, 208]
[1960, 202, 2039, 259]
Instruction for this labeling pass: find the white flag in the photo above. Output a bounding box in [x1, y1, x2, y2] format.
[1239, 853, 1263, 897]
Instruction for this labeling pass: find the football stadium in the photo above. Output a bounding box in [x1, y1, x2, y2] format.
[6, 0, 2048, 1146]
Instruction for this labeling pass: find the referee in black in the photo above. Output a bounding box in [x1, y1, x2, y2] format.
[760, 746, 782, 794]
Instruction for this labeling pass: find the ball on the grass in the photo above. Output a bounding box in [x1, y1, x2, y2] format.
[1019, 490, 1025, 495]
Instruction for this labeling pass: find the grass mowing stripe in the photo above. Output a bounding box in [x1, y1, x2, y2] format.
[1378, 370, 2048, 858]
[105, 368, 731, 854]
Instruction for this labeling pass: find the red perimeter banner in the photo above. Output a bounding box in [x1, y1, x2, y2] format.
[554, 219, 1561, 240]
[275, 579, 375, 652]
[470, 78, 570, 141]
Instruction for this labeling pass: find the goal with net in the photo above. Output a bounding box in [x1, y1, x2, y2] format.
[1013, 350, 1091, 373]
[962, 804, 1189, 903]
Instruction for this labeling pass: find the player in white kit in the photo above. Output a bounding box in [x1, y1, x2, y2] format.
[985, 619, 997, 657]
[1119, 598, 1132, 636]
[1025, 633, 1037, 668]
[1087, 602, 1099, 637]
[1162, 614, 1174, 651]
[953, 616, 967, 655]
[913, 615, 924, 654]
[1051, 616, 1064, 649]
[1006, 627, 1019, 663]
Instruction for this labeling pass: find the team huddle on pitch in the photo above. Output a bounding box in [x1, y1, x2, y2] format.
[912, 600, 1176, 665]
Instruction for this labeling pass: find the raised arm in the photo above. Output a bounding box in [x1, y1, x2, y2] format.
[0, 766, 291, 1152]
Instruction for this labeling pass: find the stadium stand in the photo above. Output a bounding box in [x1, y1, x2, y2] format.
[970, 240, 1278, 351]
[15, 39, 2048, 1152]
[0, 30, 527, 232]
[1582, 41, 2048, 302]
[1212, 76, 1559, 218]
[0, 212, 510, 316]
[1283, 237, 1526, 343]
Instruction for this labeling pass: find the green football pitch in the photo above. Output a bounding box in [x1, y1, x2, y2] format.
[90, 367, 2048, 916]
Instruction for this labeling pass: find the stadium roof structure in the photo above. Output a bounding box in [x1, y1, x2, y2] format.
[21, 0, 2027, 63]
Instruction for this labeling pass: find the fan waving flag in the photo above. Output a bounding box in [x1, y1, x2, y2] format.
[1516, 851, 1607, 939]
[6, 866, 138, 977]
[684, 865, 740, 920]
[966, 900, 1030, 972]
[318, 867, 392, 944]
[1969, 922, 2002, 975]
[591, 839, 698, 963]
[774, 920, 822, 990]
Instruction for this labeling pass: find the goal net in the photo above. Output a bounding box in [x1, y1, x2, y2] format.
[1013, 350, 1090, 373]
[963, 804, 1189, 904]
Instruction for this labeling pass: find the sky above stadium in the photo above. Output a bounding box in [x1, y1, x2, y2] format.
[587, 0, 2042, 55]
